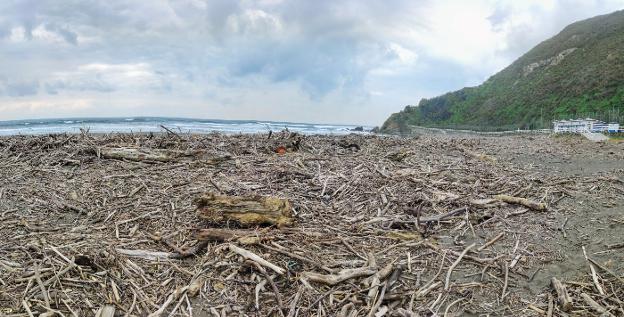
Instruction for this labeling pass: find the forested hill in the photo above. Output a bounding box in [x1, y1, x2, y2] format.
[381, 10, 624, 133]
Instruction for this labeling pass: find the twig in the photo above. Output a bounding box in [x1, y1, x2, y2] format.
[588, 257, 624, 284]
[501, 262, 509, 300]
[582, 246, 605, 295]
[229, 244, 285, 275]
[445, 243, 476, 290]
[580, 293, 614, 316]
[477, 232, 504, 251]
[148, 286, 188, 317]
[261, 243, 335, 273]
[160, 125, 182, 139]
[287, 286, 304, 317]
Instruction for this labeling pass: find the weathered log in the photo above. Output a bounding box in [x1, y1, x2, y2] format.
[494, 194, 547, 211]
[301, 267, 377, 285]
[100, 147, 230, 164]
[551, 277, 573, 312]
[196, 193, 293, 227]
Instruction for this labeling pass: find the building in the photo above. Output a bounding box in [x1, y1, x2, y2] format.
[553, 118, 620, 133]
[607, 123, 621, 132]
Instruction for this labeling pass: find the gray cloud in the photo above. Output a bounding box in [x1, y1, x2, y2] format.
[3, 80, 39, 97]
[0, 0, 427, 98]
[0, 0, 623, 123]
[44, 23, 78, 45]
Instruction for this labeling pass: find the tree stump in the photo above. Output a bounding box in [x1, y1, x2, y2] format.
[196, 193, 293, 227]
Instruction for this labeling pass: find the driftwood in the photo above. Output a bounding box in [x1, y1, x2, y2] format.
[419, 206, 468, 223]
[95, 305, 116, 317]
[462, 148, 496, 163]
[444, 243, 476, 290]
[148, 286, 188, 317]
[580, 293, 614, 316]
[196, 193, 293, 227]
[100, 147, 230, 164]
[229, 244, 286, 275]
[187, 278, 204, 297]
[301, 267, 377, 285]
[195, 228, 260, 245]
[551, 277, 573, 312]
[494, 194, 547, 211]
[477, 232, 504, 251]
[115, 248, 174, 261]
[3, 133, 622, 316]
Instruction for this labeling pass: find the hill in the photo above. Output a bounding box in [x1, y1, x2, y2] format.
[381, 10, 624, 133]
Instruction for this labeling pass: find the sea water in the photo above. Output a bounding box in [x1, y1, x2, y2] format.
[0, 117, 370, 136]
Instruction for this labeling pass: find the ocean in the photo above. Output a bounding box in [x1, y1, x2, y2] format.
[0, 117, 371, 136]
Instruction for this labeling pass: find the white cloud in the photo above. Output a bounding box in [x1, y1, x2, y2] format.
[389, 43, 418, 65]
[8, 26, 26, 42]
[226, 9, 283, 36]
[1, 0, 623, 125]
[45, 63, 172, 94]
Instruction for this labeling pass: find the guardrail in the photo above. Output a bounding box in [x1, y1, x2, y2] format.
[405, 125, 553, 136]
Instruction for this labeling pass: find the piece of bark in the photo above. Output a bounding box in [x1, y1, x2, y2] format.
[551, 277, 573, 312]
[494, 194, 547, 211]
[100, 147, 230, 164]
[196, 193, 293, 227]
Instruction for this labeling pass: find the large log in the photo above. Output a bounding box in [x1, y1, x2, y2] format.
[196, 193, 293, 227]
[100, 147, 230, 164]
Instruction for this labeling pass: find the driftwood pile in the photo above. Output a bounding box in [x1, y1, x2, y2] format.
[0, 131, 622, 316]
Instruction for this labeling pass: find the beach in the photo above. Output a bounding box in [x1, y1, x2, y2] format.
[0, 131, 622, 316]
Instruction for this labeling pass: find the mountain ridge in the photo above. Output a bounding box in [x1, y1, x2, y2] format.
[381, 10, 624, 133]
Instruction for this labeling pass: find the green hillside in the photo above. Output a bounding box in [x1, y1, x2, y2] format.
[381, 10, 624, 133]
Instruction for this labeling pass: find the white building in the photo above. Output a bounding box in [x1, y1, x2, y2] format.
[553, 118, 620, 133]
[608, 123, 620, 132]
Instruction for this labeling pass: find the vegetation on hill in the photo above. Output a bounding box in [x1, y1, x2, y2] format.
[382, 10, 624, 133]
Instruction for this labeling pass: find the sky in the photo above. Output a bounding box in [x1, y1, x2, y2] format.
[1, 0, 624, 125]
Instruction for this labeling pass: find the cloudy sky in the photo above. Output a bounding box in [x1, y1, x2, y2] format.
[1, 0, 623, 125]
